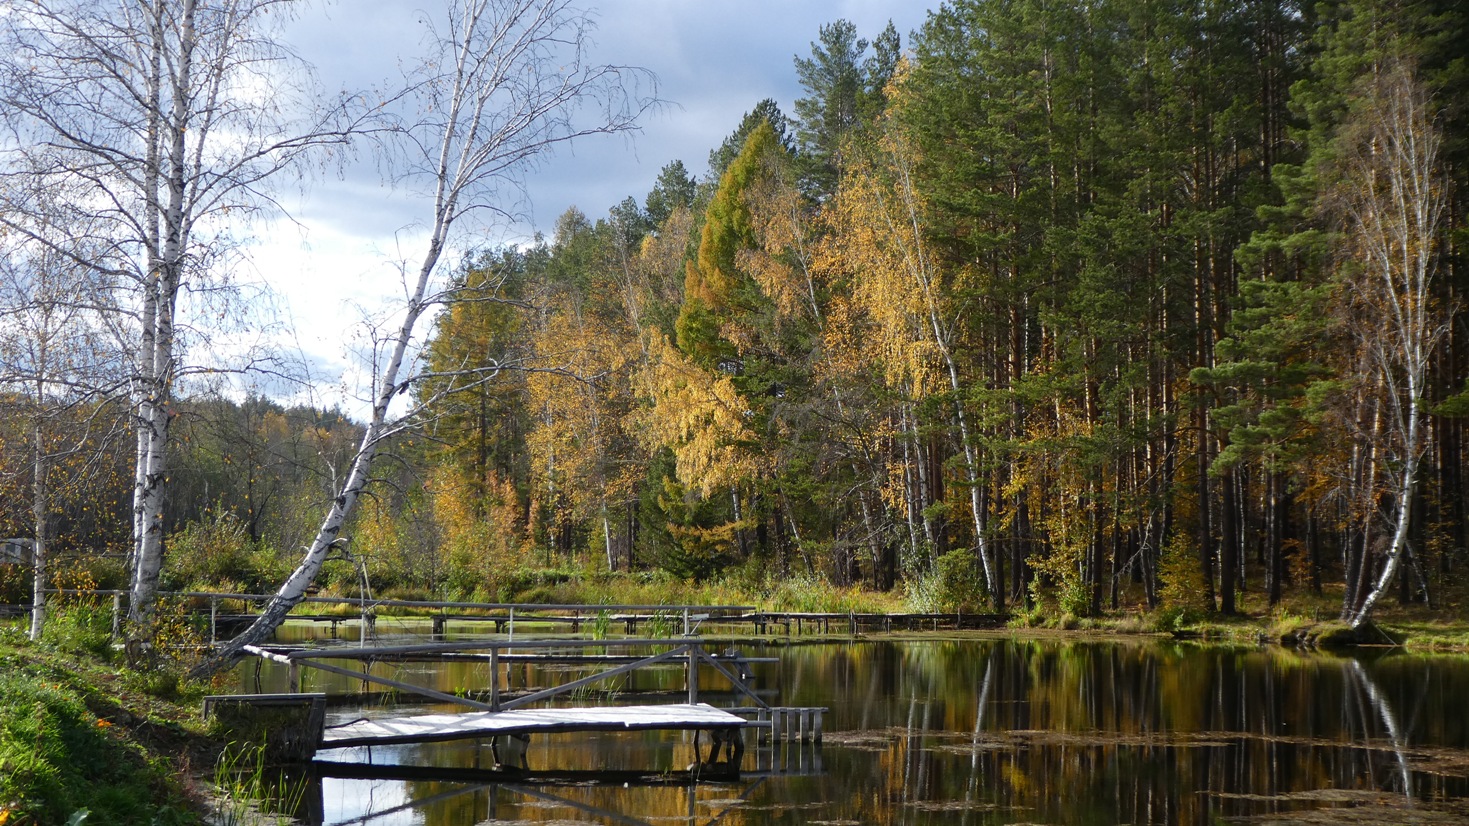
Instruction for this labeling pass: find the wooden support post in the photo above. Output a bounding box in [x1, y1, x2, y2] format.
[682, 608, 690, 636]
[111, 593, 122, 640]
[489, 648, 500, 711]
[209, 598, 218, 645]
[508, 607, 515, 640]
[432, 615, 445, 640]
[288, 661, 300, 694]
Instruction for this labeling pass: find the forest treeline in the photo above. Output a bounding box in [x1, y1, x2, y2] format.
[4, 0, 1467, 624]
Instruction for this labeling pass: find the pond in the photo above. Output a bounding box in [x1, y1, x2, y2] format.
[236, 630, 1469, 825]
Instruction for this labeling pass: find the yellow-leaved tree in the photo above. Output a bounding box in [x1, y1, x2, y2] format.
[815, 96, 999, 606]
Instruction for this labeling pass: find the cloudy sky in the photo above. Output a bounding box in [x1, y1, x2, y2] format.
[242, 1, 936, 412]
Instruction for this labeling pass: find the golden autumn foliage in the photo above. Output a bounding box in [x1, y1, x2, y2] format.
[634, 331, 759, 497]
[814, 125, 946, 399]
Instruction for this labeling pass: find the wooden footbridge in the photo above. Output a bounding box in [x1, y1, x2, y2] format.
[208, 636, 825, 780]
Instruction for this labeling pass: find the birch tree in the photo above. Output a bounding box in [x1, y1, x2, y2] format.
[197, 0, 654, 672]
[0, 240, 128, 640]
[819, 112, 999, 606]
[0, 0, 361, 657]
[1331, 60, 1447, 628]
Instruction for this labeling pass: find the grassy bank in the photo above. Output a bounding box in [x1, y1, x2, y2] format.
[0, 611, 216, 826]
[1006, 586, 1469, 653]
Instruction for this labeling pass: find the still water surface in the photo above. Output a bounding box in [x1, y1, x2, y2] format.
[240, 632, 1469, 825]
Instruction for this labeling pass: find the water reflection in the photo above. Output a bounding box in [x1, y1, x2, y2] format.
[240, 634, 1469, 824]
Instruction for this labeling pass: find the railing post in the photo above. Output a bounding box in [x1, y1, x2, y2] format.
[110, 593, 122, 640]
[359, 600, 370, 647]
[508, 607, 515, 640]
[687, 645, 698, 704]
[209, 597, 218, 645]
[682, 607, 690, 636]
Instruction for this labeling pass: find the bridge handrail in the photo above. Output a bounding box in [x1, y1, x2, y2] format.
[42, 588, 753, 614]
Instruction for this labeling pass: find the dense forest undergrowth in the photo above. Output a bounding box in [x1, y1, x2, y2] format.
[4, 0, 1469, 652]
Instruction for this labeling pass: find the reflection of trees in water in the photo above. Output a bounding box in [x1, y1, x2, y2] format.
[290, 640, 1469, 825]
[782, 640, 1469, 825]
[1345, 659, 1411, 800]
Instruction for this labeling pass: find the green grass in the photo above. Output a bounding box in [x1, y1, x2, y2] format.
[0, 616, 211, 826]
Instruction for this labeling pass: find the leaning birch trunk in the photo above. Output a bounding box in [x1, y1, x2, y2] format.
[192, 0, 653, 676]
[200, 230, 445, 670]
[1348, 422, 1419, 628]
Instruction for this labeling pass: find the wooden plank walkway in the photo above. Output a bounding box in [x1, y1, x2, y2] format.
[321, 703, 746, 749]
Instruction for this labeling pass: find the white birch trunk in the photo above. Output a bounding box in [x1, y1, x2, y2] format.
[603, 506, 615, 571]
[883, 138, 996, 603]
[1334, 62, 1445, 629]
[3, 0, 367, 656]
[128, 0, 195, 652]
[29, 419, 47, 641]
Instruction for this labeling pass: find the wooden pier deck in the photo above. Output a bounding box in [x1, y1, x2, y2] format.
[216, 638, 825, 771]
[321, 702, 746, 749]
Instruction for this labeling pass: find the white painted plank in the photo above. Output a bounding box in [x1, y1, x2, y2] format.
[321, 703, 745, 748]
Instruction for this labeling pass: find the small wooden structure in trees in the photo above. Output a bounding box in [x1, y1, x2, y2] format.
[0, 538, 33, 566]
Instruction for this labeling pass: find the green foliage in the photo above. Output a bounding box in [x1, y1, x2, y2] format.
[39, 604, 113, 661]
[644, 610, 676, 638]
[590, 609, 612, 640]
[211, 743, 307, 826]
[678, 119, 787, 363]
[0, 560, 28, 604]
[906, 549, 985, 613]
[1156, 533, 1211, 629]
[645, 160, 697, 228]
[161, 512, 282, 595]
[1195, 278, 1334, 476]
[792, 18, 898, 196]
[0, 653, 197, 825]
[705, 99, 792, 185]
